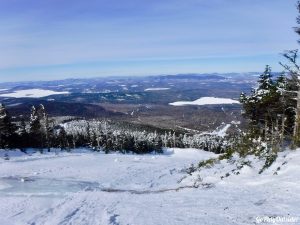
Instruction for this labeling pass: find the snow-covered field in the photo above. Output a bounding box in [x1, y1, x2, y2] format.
[0, 148, 299, 225]
[0, 89, 69, 98]
[169, 97, 240, 106]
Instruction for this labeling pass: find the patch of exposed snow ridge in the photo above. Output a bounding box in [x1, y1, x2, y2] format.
[211, 124, 231, 137]
[169, 97, 240, 106]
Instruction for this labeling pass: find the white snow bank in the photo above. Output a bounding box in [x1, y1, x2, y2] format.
[169, 97, 240, 106]
[0, 89, 69, 98]
[164, 148, 216, 159]
[185, 149, 300, 191]
[0, 149, 27, 158]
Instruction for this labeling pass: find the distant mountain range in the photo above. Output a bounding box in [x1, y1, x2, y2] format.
[0, 72, 267, 87]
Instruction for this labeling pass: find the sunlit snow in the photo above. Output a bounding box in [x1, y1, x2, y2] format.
[169, 97, 240, 106]
[0, 89, 69, 98]
[144, 88, 170, 91]
[0, 148, 299, 225]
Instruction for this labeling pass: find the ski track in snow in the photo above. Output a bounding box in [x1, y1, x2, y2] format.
[0, 148, 299, 225]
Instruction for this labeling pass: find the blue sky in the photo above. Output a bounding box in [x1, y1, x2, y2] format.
[0, 0, 298, 82]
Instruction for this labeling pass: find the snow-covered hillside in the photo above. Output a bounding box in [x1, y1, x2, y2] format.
[0, 148, 299, 225]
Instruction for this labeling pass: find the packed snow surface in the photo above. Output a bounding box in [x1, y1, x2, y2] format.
[0, 89, 69, 98]
[0, 148, 299, 225]
[169, 97, 240, 106]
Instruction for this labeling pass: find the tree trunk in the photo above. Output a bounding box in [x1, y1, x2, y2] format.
[264, 115, 268, 142]
[293, 89, 300, 146]
[281, 115, 285, 148]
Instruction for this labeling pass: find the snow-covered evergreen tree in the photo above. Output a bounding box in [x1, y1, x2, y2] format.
[239, 64, 299, 153]
[37, 104, 51, 151]
[29, 106, 42, 148]
[18, 117, 29, 150]
[0, 104, 16, 148]
[58, 126, 69, 150]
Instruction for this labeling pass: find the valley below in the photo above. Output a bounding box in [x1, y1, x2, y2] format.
[0, 73, 254, 133]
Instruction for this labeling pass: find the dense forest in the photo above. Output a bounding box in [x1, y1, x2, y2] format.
[0, 103, 233, 154]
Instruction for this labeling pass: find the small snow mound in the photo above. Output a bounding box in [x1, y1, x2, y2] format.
[114, 158, 120, 163]
[163, 148, 217, 160]
[163, 148, 174, 155]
